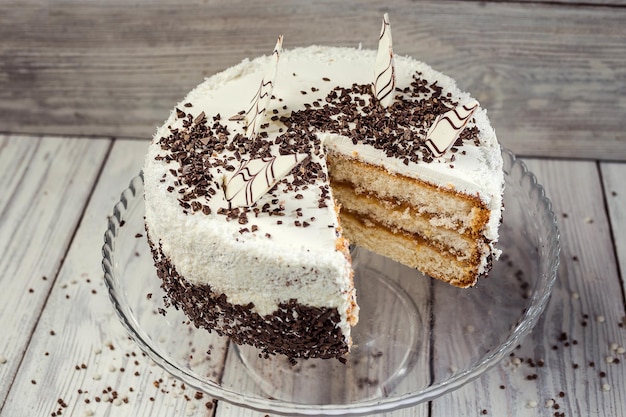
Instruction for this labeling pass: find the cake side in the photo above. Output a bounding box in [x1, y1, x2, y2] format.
[147, 236, 351, 360]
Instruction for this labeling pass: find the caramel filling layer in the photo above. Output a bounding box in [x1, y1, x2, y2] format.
[326, 152, 491, 237]
[338, 210, 481, 287]
[340, 208, 480, 267]
[331, 180, 484, 239]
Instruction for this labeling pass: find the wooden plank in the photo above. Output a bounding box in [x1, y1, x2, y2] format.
[508, 0, 626, 5]
[0, 139, 222, 417]
[600, 162, 626, 302]
[0, 134, 110, 408]
[431, 159, 626, 416]
[1, 1, 625, 160]
[0, 135, 114, 414]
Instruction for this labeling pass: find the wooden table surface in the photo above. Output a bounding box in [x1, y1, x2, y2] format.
[1, 1, 625, 416]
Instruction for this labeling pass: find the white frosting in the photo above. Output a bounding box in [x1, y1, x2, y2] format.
[144, 45, 504, 341]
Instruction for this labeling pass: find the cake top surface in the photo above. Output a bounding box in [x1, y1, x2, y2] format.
[145, 45, 503, 255]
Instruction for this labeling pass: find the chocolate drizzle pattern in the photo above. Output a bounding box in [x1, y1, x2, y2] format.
[424, 100, 480, 157]
[373, 13, 395, 107]
[245, 35, 283, 140]
[225, 154, 307, 208]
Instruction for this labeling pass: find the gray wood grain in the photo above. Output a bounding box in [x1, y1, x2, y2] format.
[0, 134, 110, 408]
[1, 1, 625, 160]
[600, 162, 626, 305]
[0, 139, 222, 417]
[501, 0, 626, 5]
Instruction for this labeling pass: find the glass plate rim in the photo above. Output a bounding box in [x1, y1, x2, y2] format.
[102, 148, 560, 416]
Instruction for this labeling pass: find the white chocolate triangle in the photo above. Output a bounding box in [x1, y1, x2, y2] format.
[225, 153, 308, 208]
[373, 13, 395, 108]
[424, 100, 480, 158]
[245, 35, 283, 139]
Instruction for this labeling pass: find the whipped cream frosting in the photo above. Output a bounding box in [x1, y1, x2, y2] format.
[144, 45, 503, 340]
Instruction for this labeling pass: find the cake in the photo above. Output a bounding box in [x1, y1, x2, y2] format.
[144, 16, 504, 361]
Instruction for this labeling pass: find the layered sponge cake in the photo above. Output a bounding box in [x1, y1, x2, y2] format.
[143, 17, 504, 361]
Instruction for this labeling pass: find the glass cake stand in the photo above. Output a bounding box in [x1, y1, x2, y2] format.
[103, 149, 559, 415]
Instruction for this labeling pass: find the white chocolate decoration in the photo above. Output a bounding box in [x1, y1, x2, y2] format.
[424, 100, 480, 157]
[373, 13, 395, 108]
[245, 35, 284, 139]
[225, 153, 307, 208]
